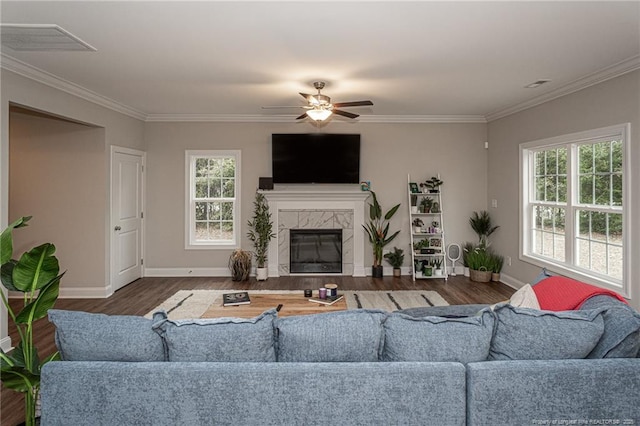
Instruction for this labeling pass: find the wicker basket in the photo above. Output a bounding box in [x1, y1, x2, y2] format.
[470, 268, 492, 283]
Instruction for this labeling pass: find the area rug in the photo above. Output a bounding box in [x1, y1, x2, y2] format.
[146, 289, 449, 320]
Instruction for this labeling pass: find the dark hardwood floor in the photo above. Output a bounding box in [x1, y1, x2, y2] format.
[1, 274, 514, 426]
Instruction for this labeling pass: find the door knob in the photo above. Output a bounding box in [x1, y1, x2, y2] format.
[114, 226, 121, 231]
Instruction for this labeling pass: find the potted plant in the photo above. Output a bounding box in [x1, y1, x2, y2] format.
[414, 259, 424, 277]
[432, 258, 443, 276]
[419, 183, 428, 194]
[363, 191, 401, 278]
[247, 192, 275, 281]
[410, 195, 418, 214]
[462, 242, 475, 277]
[423, 263, 433, 277]
[466, 246, 494, 283]
[469, 210, 500, 248]
[1, 216, 64, 426]
[412, 218, 424, 233]
[490, 253, 504, 282]
[425, 176, 443, 193]
[228, 249, 252, 281]
[384, 247, 404, 277]
[413, 239, 430, 254]
[419, 197, 433, 213]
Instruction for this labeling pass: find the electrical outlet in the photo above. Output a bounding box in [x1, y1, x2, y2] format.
[491, 199, 498, 208]
[506, 256, 512, 266]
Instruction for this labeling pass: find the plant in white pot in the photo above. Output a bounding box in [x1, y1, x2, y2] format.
[1, 216, 64, 426]
[384, 247, 404, 278]
[363, 191, 401, 278]
[432, 258, 444, 276]
[247, 192, 275, 281]
[412, 218, 424, 233]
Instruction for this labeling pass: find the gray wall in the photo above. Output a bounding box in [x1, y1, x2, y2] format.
[9, 110, 106, 291]
[487, 70, 640, 310]
[1, 70, 145, 349]
[144, 121, 488, 271]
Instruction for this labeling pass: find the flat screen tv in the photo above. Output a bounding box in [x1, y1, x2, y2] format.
[272, 133, 360, 184]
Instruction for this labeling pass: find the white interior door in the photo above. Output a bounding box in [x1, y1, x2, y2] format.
[111, 149, 144, 291]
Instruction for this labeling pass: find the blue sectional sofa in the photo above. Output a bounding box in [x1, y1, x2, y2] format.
[41, 296, 640, 426]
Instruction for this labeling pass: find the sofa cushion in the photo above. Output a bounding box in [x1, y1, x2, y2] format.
[580, 295, 640, 358]
[382, 308, 494, 363]
[397, 304, 489, 318]
[152, 309, 277, 362]
[48, 309, 165, 362]
[275, 310, 386, 362]
[489, 304, 605, 360]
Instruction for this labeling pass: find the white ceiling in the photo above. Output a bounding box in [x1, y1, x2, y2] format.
[1, 1, 639, 122]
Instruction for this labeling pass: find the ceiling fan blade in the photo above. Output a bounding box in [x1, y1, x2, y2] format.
[299, 92, 314, 101]
[332, 100, 373, 108]
[261, 106, 306, 109]
[296, 112, 309, 120]
[333, 109, 359, 119]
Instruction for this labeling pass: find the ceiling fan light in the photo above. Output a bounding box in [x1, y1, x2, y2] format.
[307, 109, 332, 121]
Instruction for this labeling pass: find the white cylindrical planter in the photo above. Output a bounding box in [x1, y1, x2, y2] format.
[256, 267, 268, 281]
[464, 267, 470, 277]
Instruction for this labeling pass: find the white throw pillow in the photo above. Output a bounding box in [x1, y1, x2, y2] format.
[509, 284, 540, 309]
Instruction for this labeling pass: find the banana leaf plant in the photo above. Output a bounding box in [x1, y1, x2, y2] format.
[1, 216, 64, 426]
[362, 191, 401, 268]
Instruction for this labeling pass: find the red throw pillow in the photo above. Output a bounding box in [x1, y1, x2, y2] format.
[533, 276, 627, 311]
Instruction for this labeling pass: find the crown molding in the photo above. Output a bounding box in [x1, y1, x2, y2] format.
[0, 53, 147, 121]
[144, 113, 487, 123]
[486, 54, 640, 122]
[3, 51, 637, 125]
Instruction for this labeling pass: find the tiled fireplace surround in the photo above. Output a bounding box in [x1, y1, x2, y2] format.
[262, 188, 370, 277]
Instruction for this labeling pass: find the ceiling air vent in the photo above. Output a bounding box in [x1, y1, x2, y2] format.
[0, 24, 96, 52]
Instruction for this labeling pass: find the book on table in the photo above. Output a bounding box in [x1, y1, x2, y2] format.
[308, 295, 344, 306]
[223, 292, 251, 306]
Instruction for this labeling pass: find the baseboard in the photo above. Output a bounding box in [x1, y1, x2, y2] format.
[9, 286, 111, 299]
[0, 335, 13, 352]
[144, 267, 231, 277]
[498, 273, 525, 290]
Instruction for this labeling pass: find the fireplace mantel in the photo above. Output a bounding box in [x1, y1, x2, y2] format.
[261, 189, 370, 277]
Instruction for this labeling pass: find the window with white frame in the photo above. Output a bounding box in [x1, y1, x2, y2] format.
[520, 124, 629, 293]
[185, 150, 240, 249]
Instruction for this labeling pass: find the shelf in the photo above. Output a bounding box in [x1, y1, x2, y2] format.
[408, 174, 447, 283]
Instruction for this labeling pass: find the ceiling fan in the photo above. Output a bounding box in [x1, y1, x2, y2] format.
[262, 81, 373, 121]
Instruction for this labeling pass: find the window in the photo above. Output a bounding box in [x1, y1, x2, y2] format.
[185, 150, 240, 249]
[520, 124, 629, 294]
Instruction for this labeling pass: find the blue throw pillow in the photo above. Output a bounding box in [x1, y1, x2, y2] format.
[382, 309, 495, 363]
[152, 309, 277, 362]
[276, 309, 387, 362]
[530, 268, 552, 285]
[580, 295, 640, 358]
[489, 304, 605, 360]
[48, 309, 165, 362]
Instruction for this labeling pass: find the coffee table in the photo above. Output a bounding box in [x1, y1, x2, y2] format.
[201, 293, 347, 318]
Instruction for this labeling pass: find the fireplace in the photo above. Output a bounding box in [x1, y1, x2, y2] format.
[261, 188, 369, 277]
[290, 229, 342, 274]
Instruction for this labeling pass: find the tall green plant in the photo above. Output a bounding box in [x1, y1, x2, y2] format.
[247, 192, 275, 268]
[469, 211, 499, 247]
[363, 191, 401, 266]
[1, 217, 64, 426]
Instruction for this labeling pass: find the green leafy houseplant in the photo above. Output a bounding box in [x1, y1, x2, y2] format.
[466, 246, 494, 282]
[1, 217, 64, 426]
[247, 192, 275, 280]
[425, 176, 443, 192]
[384, 247, 404, 277]
[469, 210, 500, 248]
[363, 191, 401, 278]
